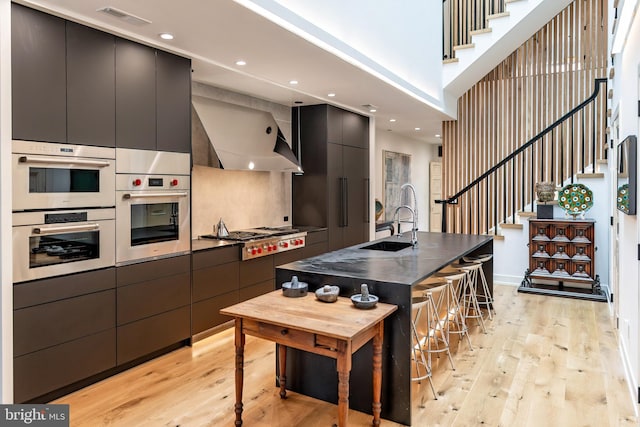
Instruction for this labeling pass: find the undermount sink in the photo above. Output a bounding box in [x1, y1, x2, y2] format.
[361, 241, 413, 252]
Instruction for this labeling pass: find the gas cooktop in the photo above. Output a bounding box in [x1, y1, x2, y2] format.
[200, 226, 306, 260]
[200, 227, 301, 242]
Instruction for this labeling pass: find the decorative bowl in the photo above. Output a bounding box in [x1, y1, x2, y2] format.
[351, 284, 378, 309]
[375, 199, 384, 221]
[282, 276, 308, 298]
[617, 184, 630, 214]
[315, 284, 340, 303]
[557, 183, 593, 217]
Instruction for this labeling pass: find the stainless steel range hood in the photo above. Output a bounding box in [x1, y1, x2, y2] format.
[192, 96, 302, 172]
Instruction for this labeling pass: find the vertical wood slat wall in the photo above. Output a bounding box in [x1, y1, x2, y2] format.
[441, 0, 607, 235]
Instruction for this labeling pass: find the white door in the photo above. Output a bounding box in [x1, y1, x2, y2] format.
[430, 161, 442, 232]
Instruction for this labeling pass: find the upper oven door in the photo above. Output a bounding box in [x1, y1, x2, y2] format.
[12, 209, 116, 283]
[116, 189, 190, 265]
[12, 141, 115, 211]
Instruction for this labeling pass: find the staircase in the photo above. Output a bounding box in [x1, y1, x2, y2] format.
[443, 0, 574, 98]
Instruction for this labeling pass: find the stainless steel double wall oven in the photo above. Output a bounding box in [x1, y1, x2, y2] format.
[115, 148, 191, 265]
[12, 141, 116, 283]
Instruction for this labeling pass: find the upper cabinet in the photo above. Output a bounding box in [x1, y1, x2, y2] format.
[11, 4, 67, 143]
[67, 22, 116, 147]
[156, 51, 192, 153]
[115, 39, 157, 151]
[11, 4, 191, 153]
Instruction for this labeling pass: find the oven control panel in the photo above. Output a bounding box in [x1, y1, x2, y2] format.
[243, 233, 306, 260]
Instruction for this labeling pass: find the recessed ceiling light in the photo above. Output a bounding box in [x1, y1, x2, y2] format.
[289, 80, 298, 85]
[328, 93, 336, 97]
[415, 127, 421, 131]
[389, 119, 396, 122]
[294, 101, 303, 104]
[159, 33, 174, 40]
[369, 109, 377, 113]
[248, 161, 255, 170]
[235, 60, 246, 66]
[435, 134, 441, 138]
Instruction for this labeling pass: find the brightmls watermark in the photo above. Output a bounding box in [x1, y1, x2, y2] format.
[0, 405, 69, 426]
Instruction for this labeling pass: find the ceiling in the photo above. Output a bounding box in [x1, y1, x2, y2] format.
[18, 0, 451, 144]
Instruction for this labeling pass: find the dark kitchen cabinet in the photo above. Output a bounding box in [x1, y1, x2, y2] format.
[11, 4, 67, 143]
[293, 105, 369, 251]
[13, 268, 116, 403]
[66, 22, 116, 147]
[115, 38, 157, 151]
[116, 255, 191, 365]
[192, 246, 241, 334]
[191, 245, 278, 335]
[116, 38, 192, 153]
[157, 50, 192, 153]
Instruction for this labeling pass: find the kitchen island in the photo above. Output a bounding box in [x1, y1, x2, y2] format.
[275, 231, 493, 425]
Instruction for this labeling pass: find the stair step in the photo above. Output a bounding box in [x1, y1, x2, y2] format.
[491, 234, 505, 241]
[518, 211, 537, 218]
[500, 223, 523, 230]
[538, 199, 558, 205]
[577, 172, 605, 179]
[453, 43, 475, 51]
[470, 28, 492, 36]
[505, 0, 525, 3]
[597, 159, 608, 165]
[443, 57, 459, 64]
[487, 11, 510, 21]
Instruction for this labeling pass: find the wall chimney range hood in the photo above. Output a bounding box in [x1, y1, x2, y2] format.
[191, 96, 302, 173]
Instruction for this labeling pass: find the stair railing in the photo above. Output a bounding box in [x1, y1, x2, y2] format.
[443, 0, 506, 60]
[436, 78, 608, 234]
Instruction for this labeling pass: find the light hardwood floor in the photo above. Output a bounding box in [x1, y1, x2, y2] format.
[54, 285, 638, 426]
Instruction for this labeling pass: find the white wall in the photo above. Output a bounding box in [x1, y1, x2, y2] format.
[609, 0, 640, 404]
[0, 0, 12, 403]
[374, 130, 438, 236]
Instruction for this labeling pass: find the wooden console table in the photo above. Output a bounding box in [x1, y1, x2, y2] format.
[220, 290, 397, 427]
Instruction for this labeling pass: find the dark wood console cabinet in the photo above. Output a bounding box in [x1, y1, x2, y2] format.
[519, 219, 605, 301]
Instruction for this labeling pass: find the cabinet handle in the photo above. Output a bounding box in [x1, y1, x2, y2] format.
[343, 177, 349, 227]
[365, 178, 370, 223]
[19, 155, 111, 168]
[281, 329, 289, 336]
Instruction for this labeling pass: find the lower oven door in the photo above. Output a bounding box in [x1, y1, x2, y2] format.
[12, 209, 116, 283]
[116, 190, 190, 265]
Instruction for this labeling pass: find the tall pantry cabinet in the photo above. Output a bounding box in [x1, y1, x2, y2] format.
[292, 105, 370, 251]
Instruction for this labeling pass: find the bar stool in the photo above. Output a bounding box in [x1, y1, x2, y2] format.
[437, 271, 473, 350]
[410, 294, 437, 399]
[458, 262, 487, 334]
[462, 254, 495, 319]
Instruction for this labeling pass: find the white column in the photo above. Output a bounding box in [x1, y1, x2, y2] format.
[0, 0, 14, 403]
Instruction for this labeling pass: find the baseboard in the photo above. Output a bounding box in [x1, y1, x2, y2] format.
[618, 335, 640, 416]
[493, 274, 522, 286]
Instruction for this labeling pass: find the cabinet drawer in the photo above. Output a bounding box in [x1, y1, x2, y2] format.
[14, 268, 115, 309]
[117, 272, 190, 325]
[306, 230, 328, 245]
[117, 306, 190, 365]
[239, 279, 274, 302]
[192, 291, 239, 334]
[116, 255, 190, 287]
[14, 328, 116, 403]
[242, 319, 339, 357]
[14, 289, 115, 357]
[192, 261, 239, 302]
[239, 256, 274, 288]
[192, 245, 240, 270]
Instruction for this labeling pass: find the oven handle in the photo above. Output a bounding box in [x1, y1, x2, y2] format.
[123, 192, 189, 200]
[33, 223, 100, 235]
[19, 155, 112, 167]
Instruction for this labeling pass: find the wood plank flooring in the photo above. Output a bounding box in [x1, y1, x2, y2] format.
[53, 285, 638, 426]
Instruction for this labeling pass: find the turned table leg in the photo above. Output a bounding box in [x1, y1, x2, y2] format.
[278, 344, 287, 399]
[234, 318, 245, 427]
[372, 322, 383, 427]
[336, 340, 352, 427]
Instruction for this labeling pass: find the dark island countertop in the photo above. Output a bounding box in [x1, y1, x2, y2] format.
[277, 231, 492, 285]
